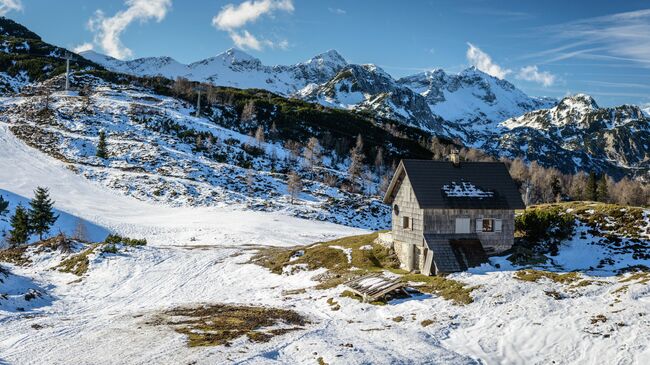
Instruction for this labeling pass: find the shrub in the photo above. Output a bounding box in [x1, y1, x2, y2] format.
[103, 234, 147, 246]
[515, 208, 575, 243]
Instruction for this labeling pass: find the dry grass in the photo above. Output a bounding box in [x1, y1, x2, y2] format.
[0, 246, 31, 266]
[252, 232, 475, 305]
[150, 304, 308, 347]
[400, 273, 476, 305]
[56, 246, 97, 276]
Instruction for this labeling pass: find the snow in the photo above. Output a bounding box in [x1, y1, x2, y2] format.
[442, 181, 494, 198]
[1, 132, 649, 363]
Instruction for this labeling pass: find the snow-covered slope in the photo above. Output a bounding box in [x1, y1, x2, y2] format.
[398, 67, 556, 137]
[0, 74, 389, 230]
[82, 48, 348, 96]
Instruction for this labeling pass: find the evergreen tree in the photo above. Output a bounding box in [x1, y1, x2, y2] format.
[0, 195, 8, 216]
[96, 130, 108, 159]
[28, 187, 59, 240]
[9, 205, 30, 246]
[551, 177, 562, 202]
[586, 172, 598, 201]
[596, 175, 609, 202]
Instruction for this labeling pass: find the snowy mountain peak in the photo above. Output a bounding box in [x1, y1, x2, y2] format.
[304, 49, 347, 68]
[218, 48, 260, 64]
[557, 93, 599, 113]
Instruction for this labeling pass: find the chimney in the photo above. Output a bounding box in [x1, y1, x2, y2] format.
[449, 150, 460, 166]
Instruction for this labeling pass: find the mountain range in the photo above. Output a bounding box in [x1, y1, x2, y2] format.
[82, 47, 650, 179]
[0, 16, 648, 179]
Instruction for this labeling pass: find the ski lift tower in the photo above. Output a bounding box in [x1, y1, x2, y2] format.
[63, 52, 74, 91]
[193, 85, 206, 118]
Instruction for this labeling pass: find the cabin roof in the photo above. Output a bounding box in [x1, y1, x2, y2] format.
[383, 159, 526, 210]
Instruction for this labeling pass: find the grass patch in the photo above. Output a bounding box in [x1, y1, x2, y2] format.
[252, 232, 475, 305]
[151, 304, 308, 347]
[400, 273, 476, 305]
[513, 269, 596, 289]
[56, 245, 97, 276]
[421, 319, 434, 327]
[0, 246, 31, 266]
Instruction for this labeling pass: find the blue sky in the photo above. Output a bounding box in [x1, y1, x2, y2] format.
[3, 0, 649, 107]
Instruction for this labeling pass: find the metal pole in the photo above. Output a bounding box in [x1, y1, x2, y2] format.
[196, 90, 201, 117]
[65, 57, 70, 91]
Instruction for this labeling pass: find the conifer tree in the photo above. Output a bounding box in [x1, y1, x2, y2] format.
[0, 195, 8, 216]
[9, 205, 30, 246]
[586, 172, 598, 201]
[596, 175, 609, 202]
[28, 187, 59, 240]
[96, 130, 108, 159]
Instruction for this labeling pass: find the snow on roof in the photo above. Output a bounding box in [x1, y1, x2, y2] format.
[442, 181, 494, 199]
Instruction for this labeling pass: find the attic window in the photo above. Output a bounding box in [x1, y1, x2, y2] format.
[442, 181, 494, 199]
[393, 204, 400, 216]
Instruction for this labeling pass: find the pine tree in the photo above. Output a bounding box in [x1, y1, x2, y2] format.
[596, 175, 609, 202]
[0, 195, 8, 216]
[28, 187, 59, 240]
[9, 205, 30, 246]
[96, 130, 108, 159]
[586, 172, 598, 201]
[551, 177, 562, 202]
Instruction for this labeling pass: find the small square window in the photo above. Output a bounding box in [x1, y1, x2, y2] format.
[403, 216, 410, 229]
[482, 219, 494, 232]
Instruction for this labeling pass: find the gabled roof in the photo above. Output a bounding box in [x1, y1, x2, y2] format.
[383, 159, 526, 210]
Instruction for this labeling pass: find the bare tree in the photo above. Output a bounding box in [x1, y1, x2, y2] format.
[348, 134, 365, 191]
[254, 125, 265, 147]
[287, 171, 303, 204]
[303, 137, 322, 172]
[240, 100, 256, 123]
[72, 218, 89, 242]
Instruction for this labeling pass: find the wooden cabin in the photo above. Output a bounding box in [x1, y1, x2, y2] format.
[383, 156, 525, 275]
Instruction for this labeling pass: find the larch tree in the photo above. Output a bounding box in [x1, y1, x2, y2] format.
[255, 125, 265, 147]
[348, 134, 365, 191]
[303, 137, 322, 172]
[287, 171, 303, 204]
[28, 187, 59, 240]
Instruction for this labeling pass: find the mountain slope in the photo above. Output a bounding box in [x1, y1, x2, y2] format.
[491, 94, 650, 177]
[398, 67, 556, 139]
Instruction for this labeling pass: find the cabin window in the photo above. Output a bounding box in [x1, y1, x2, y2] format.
[481, 218, 494, 232]
[393, 204, 400, 216]
[402, 216, 411, 229]
[455, 218, 471, 233]
[494, 219, 503, 232]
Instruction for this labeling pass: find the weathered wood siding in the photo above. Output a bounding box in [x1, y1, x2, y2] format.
[422, 208, 515, 253]
[390, 175, 423, 270]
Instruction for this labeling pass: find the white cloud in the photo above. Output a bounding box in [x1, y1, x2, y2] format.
[542, 9, 650, 67]
[88, 0, 172, 60]
[0, 0, 22, 15]
[466, 43, 512, 79]
[212, 0, 293, 51]
[73, 42, 94, 54]
[213, 0, 293, 30]
[328, 7, 346, 15]
[516, 65, 556, 87]
[229, 30, 262, 50]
